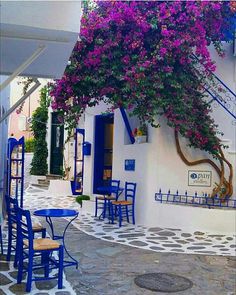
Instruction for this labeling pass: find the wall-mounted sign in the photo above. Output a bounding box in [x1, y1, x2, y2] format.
[125, 159, 135, 171]
[188, 170, 212, 187]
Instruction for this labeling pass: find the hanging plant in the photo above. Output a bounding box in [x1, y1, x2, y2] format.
[50, 1, 235, 199]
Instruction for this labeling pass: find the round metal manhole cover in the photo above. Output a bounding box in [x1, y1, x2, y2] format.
[134, 273, 193, 293]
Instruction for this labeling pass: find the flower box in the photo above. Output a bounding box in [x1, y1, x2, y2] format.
[135, 135, 147, 144]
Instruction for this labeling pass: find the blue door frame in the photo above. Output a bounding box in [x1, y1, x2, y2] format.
[71, 129, 85, 195]
[93, 114, 114, 194]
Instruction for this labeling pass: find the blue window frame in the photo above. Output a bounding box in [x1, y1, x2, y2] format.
[7, 137, 25, 207]
[72, 129, 85, 195]
[93, 114, 114, 194]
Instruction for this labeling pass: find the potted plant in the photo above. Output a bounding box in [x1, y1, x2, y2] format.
[133, 124, 147, 144]
[75, 195, 90, 208]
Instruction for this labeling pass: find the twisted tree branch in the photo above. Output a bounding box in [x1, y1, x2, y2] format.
[174, 129, 232, 199]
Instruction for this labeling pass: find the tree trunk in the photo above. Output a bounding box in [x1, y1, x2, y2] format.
[174, 129, 233, 199]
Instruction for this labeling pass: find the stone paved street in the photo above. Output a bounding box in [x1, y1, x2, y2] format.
[48, 218, 236, 295]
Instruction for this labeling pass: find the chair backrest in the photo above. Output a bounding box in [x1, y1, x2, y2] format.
[110, 179, 120, 200]
[110, 179, 120, 188]
[17, 207, 34, 250]
[5, 195, 19, 226]
[125, 182, 137, 203]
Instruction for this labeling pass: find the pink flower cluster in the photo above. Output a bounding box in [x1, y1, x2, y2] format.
[50, 1, 234, 154]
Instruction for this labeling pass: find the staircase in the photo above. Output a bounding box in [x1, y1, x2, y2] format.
[190, 54, 236, 160]
[192, 54, 236, 124]
[31, 174, 62, 189]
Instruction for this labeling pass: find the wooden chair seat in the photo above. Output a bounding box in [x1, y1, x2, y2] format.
[112, 200, 133, 206]
[12, 222, 45, 232]
[32, 223, 45, 232]
[24, 238, 60, 251]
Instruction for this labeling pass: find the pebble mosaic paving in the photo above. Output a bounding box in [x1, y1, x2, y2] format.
[0, 255, 76, 295]
[22, 185, 236, 257]
[0, 232, 76, 295]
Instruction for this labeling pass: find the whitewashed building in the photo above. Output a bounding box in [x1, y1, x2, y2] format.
[62, 43, 235, 235]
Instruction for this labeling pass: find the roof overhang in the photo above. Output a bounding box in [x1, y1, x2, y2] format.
[1, 24, 79, 79]
[0, 1, 82, 79]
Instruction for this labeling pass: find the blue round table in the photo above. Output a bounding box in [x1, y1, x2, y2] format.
[34, 208, 79, 268]
[96, 186, 124, 221]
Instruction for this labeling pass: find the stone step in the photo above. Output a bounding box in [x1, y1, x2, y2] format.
[31, 183, 49, 188]
[38, 179, 50, 185]
[46, 174, 62, 180]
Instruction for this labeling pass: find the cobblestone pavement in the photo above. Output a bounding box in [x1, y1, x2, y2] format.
[44, 218, 236, 295]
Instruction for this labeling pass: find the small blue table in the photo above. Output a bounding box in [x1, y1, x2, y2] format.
[97, 186, 124, 195]
[96, 186, 124, 220]
[34, 208, 78, 268]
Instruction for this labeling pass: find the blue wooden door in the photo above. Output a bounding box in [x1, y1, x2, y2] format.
[93, 114, 114, 194]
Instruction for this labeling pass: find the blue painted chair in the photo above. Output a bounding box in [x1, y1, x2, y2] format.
[95, 180, 120, 219]
[0, 224, 3, 254]
[5, 195, 46, 267]
[111, 182, 137, 227]
[17, 207, 64, 292]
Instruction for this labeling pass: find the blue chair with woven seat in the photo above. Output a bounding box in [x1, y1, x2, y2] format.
[17, 207, 64, 292]
[95, 180, 120, 219]
[5, 195, 46, 267]
[111, 182, 137, 227]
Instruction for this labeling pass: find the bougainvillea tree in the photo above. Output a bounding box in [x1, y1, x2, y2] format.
[50, 1, 235, 198]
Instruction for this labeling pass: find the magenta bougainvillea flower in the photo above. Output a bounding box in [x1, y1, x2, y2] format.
[50, 1, 235, 156]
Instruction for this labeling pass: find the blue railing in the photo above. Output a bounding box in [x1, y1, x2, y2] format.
[192, 54, 236, 121]
[155, 189, 236, 209]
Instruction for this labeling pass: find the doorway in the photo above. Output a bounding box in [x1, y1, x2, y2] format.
[50, 112, 64, 175]
[93, 114, 114, 194]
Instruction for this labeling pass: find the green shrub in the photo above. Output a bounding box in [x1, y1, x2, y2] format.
[25, 138, 35, 153]
[30, 86, 49, 175]
[76, 195, 90, 208]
